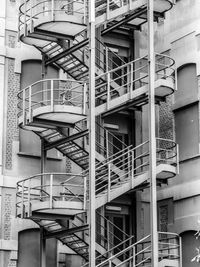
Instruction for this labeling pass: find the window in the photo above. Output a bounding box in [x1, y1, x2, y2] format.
[174, 64, 199, 161]
[19, 60, 58, 156]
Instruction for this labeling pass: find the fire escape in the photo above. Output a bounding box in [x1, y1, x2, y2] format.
[16, 0, 182, 266]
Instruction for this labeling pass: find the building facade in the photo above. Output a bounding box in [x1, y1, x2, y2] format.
[0, 0, 199, 266]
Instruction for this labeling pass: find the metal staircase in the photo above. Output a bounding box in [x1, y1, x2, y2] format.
[16, 0, 180, 266]
[82, 232, 182, 267]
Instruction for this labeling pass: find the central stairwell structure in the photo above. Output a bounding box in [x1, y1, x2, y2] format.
[16, 0, 181, 266]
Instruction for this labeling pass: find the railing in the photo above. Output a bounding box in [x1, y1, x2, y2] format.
[16, 173, 87, 218]
[19, 0, 88, 36]
[17, 79, 87, 124]
[71, 211, 131, 254]
[95, 53, 176, 107]
[16, 139, 178, 218]
[86, 232, 181, 267]
[95, 0, 174, 21]
[95, 138, 178, 199]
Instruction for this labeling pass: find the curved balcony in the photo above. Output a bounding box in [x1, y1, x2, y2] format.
[96, 0, 174, 27]
[95, 53, 176, 116]
[16, 173, 87, 219]
[19, 0, 87, 46]
[17, 79, 87, 131]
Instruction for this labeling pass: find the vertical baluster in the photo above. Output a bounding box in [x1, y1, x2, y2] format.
[105, 47, 109, 73]
[107, 72, 110, 110]
[30, 0, 33, 33]
[21, 181, 24, 219]
[130, 62, 133, 99]
[24, 0, 27, 36]
[27, 179, 31, 217]
[29, 86, 32, 122]
[49, 174, 53, 209]
[108, 163, 111, 202]
[106, 0, 110, 20]
[51, 0, 55, 21]
[131, 150, 134, 188]
[22, 88, 26, 125]
[133, 246, 135, 267]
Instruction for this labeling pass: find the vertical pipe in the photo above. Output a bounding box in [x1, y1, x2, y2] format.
[28, 86, 32, 122]
[148, 1, 158, 267]
[88, 0, 96, 265]
[107, 72, 110, 110]
[179, 236, 182, 267]
[27, 179, 31, 217]
[22, 89, 26, 125]
[41, 139, 47, 195]
[83, 82, 87, 114]
[49, 174, 53, 209]
[108, 163, 111, 202]
[40, 228, 46, 267]
[50, 79, 54, 112]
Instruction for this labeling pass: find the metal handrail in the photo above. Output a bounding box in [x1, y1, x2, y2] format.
[90, 231, 181, 267]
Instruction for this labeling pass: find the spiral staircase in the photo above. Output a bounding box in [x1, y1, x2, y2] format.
[16, 0, 181, 266]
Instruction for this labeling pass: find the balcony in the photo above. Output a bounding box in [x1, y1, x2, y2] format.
[17, 79, 87, 131]
[19, 0, 88, 46]
[16, 173, 87, 219]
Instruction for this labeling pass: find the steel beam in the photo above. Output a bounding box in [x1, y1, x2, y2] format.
[148, 1, 158, 267]
[45, 38, 89, 65]
[101, 7, 147, 36]
[44, 129, 89, 150]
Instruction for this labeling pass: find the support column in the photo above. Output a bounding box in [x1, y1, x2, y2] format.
[88, 0, 96, 266]
[148, 0, 158, 267]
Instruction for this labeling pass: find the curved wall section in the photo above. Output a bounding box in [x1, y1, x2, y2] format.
[18, 228, 57, 267]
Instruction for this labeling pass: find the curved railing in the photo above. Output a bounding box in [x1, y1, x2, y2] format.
[18, 0, 174, 37]
[95, 53, 176, 106]
[19, 0, 87, 37]
[16, 173, 87, 218]
[95, 0, 174, 21]
[17, 79, 87, 124]
[82, 231, 181, 267]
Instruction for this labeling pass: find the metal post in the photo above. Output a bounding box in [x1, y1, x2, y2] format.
[88, 0, 96, 265]
[41, 139, 47, 197]
[148, 0, 158, 267]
